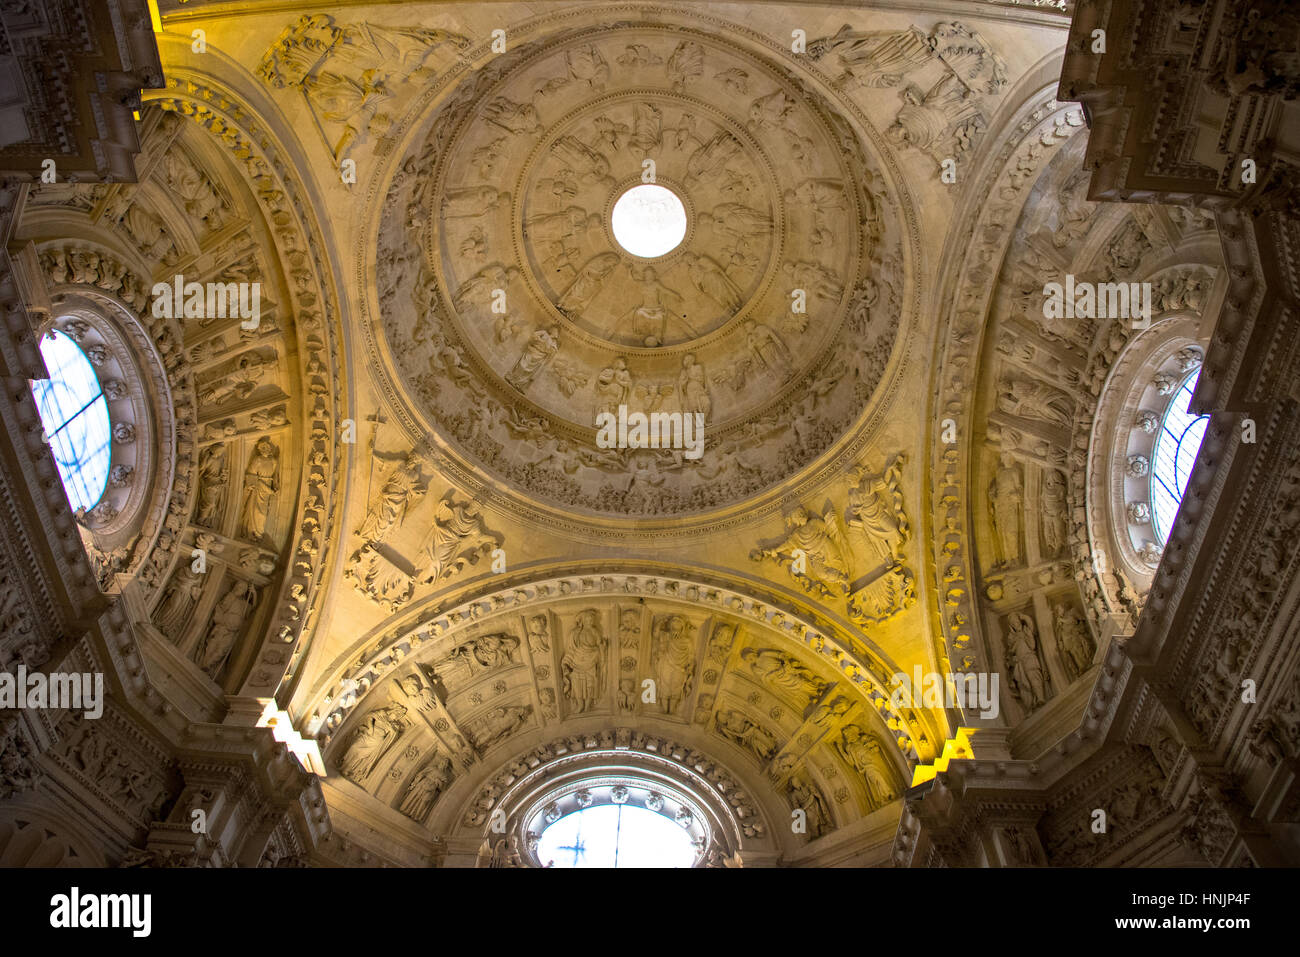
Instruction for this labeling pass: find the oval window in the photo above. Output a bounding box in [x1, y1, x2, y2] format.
[30, 330, 113, 512]
[1149, 369, 1209, 544]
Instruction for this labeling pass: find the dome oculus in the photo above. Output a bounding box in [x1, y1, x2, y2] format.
[374, 23, 905, 519]
[610, 184, 688, 258]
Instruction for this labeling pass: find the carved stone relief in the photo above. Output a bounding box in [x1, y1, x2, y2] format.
[367, 20, 908, 518]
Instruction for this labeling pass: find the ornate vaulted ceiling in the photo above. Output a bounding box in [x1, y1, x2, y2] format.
[11, 0, 1249, 867]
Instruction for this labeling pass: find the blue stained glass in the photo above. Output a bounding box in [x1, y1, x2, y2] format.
[1150, 369, 1209, 544]
[30, 330, 113, 512]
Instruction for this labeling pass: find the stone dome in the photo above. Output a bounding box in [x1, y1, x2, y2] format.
[371, 20, 908, 519]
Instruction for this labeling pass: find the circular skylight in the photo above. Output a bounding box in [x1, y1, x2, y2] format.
[610, 184, 687, 258]
[1150, 369, 1209, 543]
[537, 804, 697, 868]
[30, 330, 112, 512]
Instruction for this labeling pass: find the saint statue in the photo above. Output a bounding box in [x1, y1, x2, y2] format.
[716, 709, 777, 760]
[338, 704, 408, 782]
[239, 437, 280, 541]
[988, 455, 1023, 566]
[1053, 604, 1094, 681]
[1040, 469, 1068, 557]
[198, 580, 257, 681]
[505, 326, 559, 391]
[788, 774, 831, 837]
[561, 608, 607, 712]
[1004, 612, 1047, 711]
[837, 725, 898, 807]
[595, 357, 632, 415]
[399, 755, 453, 823]
[740, 648, 827, 705]
[358, 450, 427, 543]
[194, 443, 229, 528]
[651, 615, 695, 714]
[847, 455, 908, 567]
[678, 353, 711, 416]
[154, 565, 204, 642]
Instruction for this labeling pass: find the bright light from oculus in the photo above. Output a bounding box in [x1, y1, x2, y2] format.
[610, 184, 687, 258]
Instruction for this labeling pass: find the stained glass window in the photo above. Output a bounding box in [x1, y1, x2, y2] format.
[537, 803, 697, 868]
[30, 330, 113, 513]
[1150, 369, 1208, 544]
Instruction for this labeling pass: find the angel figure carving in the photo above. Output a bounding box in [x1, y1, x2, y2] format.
[806, 25, 933, 90]
[301, 68, 391, 162]
[740, 648, 828, 706]
[483, 94, 541, 134]
[846, 454, 909, 569]
[416, 498, 497, 584]
[750, 504, 851, 596]
[357, 450, 427, 544]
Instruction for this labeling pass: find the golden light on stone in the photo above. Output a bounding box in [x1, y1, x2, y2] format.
[5, 0, 1280, 879]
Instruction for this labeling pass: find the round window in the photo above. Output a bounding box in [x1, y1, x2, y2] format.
[1149, 369, 1209, 544]
[31, 330, 113, 512]
[610, 184, 688, 258]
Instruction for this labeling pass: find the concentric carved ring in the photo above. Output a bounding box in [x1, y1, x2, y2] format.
[376, 21, 904, 517]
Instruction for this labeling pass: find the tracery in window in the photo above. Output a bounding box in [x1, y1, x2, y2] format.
[1149, 369, 1209, 544]
[537, 803, 698, 868]
[30, 330, 112, 512]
